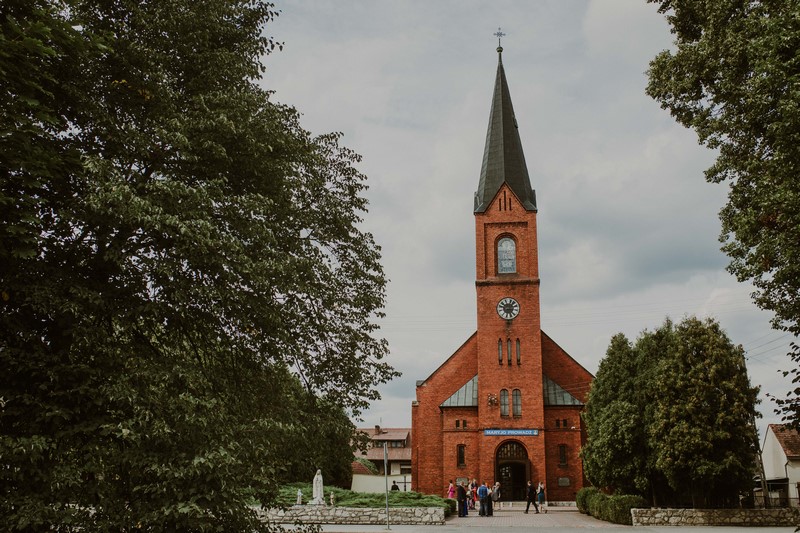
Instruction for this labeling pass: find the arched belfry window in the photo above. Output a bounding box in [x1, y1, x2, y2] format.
[497, 237, 516, 274]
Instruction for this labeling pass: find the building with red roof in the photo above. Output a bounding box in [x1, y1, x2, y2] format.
[762, 424, 800, 506]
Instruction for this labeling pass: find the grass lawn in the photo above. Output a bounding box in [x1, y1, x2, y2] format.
[277, 482, 456, 516]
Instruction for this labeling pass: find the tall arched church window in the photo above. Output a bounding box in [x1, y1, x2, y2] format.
[516, 339, 521, 365]
[497, 237, 516, 274]
[498, 339, 503, 365]
[512, 389, 522, 416]
[507, 339, 512, 365]
[500, 389, 509, 417]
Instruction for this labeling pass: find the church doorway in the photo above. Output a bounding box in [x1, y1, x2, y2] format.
[495, 441, 528, 501]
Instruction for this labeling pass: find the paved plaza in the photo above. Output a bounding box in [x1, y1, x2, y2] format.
[308, 506, 796, 533]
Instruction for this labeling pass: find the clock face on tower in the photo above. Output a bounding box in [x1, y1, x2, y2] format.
[496, 297, 520, 320]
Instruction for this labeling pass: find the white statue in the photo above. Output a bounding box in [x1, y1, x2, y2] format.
[311, 469, 325, 505]
[296, 488, 303, 505]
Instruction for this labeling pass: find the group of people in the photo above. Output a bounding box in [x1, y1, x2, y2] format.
[446, 479, 547, 517]
[448, 479, 502, 517]
[524, 481, 546, 514]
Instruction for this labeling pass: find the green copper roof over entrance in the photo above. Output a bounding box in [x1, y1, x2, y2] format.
[543, 375, 582, 406]
[474, 47, 537, 213]
[440, 375, 478, 407]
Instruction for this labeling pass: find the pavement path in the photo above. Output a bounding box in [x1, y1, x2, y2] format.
[305, 506, 796, 533]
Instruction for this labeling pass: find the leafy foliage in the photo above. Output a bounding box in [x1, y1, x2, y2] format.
[582, 334, 651, 495]
[582, 317, 760, 507]
[354, 456, 380, 475]
[0, 0, 397, 530]
[576, 486, 600, 514]
[645, 0, 800, 426]
[576, 487, 648, 525]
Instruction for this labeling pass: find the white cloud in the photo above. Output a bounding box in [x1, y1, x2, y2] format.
[264, 0, 796, 440]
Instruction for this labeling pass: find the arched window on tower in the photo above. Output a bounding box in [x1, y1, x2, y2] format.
[516, 338, 521, 365]
[507, 339, 512, 365]
[512, 389, 522, 416]
[497, 237, 516, 274]
[500, 389, 509, 417]
[498, 339, 503, 365]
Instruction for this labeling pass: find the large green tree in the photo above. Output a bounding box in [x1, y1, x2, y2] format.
[649, 317, 760, 507]
[0, 0, 397, 530]
[582, 334, 650, 495]
[646, 0, 800, 425]
[583, 317, 759, 507]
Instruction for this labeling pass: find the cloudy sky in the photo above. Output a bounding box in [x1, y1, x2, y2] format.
[261, 0, 794, 440]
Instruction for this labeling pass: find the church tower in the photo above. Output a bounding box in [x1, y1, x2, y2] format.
[411, 44, 593, 503]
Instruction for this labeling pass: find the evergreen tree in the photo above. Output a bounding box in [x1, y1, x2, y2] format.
[650, 317, 760, 507]
[583, 317, 759, 508]
[582, 334, 650, 495]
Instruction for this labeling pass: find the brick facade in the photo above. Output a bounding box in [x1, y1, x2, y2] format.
[411, 184, 593, 502]
[411, 186, 592, 502]
[411, 52, 593, 503]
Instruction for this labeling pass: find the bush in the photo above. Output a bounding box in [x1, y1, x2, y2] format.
[577, 487, 648, 525]
[604, 495, 648, 525]
[576, 486, 600, 514]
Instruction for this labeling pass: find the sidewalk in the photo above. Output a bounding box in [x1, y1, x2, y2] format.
[308, 505, 797, 533]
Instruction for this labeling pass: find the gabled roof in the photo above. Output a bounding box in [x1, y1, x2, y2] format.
[369, 429, 410, 442]
[351, 460, 373, 475]
[441, 375, 478, 407]
[770, 424, 800, 459]
[474, 47, 537, 213]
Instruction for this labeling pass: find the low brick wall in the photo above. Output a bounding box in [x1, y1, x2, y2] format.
[260, 505, 446, 525]
[631, 508, 800, 527]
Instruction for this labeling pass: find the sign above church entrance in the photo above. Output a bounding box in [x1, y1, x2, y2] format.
[484, 429, 539, 436]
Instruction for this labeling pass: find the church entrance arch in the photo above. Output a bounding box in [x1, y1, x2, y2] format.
[495, 440, 529, 501]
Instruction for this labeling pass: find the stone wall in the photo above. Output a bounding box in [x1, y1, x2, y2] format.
[631, 508, 800, 527]
[260, 505, 446, 525]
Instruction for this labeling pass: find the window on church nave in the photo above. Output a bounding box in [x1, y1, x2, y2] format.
[497, 237, 516, 274]
[500, 389, 509, 417]
[512, 389, 522, 417]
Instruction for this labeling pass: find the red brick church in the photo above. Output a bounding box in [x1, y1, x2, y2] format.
[411, 45, 593, 503]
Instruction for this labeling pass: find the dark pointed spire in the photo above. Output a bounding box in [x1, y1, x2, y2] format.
[474, 44, 537, 213]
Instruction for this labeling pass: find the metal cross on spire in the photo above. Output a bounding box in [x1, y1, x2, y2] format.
[494, 27, 506, 47]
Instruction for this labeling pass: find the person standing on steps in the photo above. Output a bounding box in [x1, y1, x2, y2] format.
[457, 481, 468, 517]
[477, 481, 489, 516]
[447, 480, 455, 500]
[491, 482, 501, 512]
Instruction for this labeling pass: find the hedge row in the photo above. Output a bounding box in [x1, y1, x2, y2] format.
[576, 487, 648, 525]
